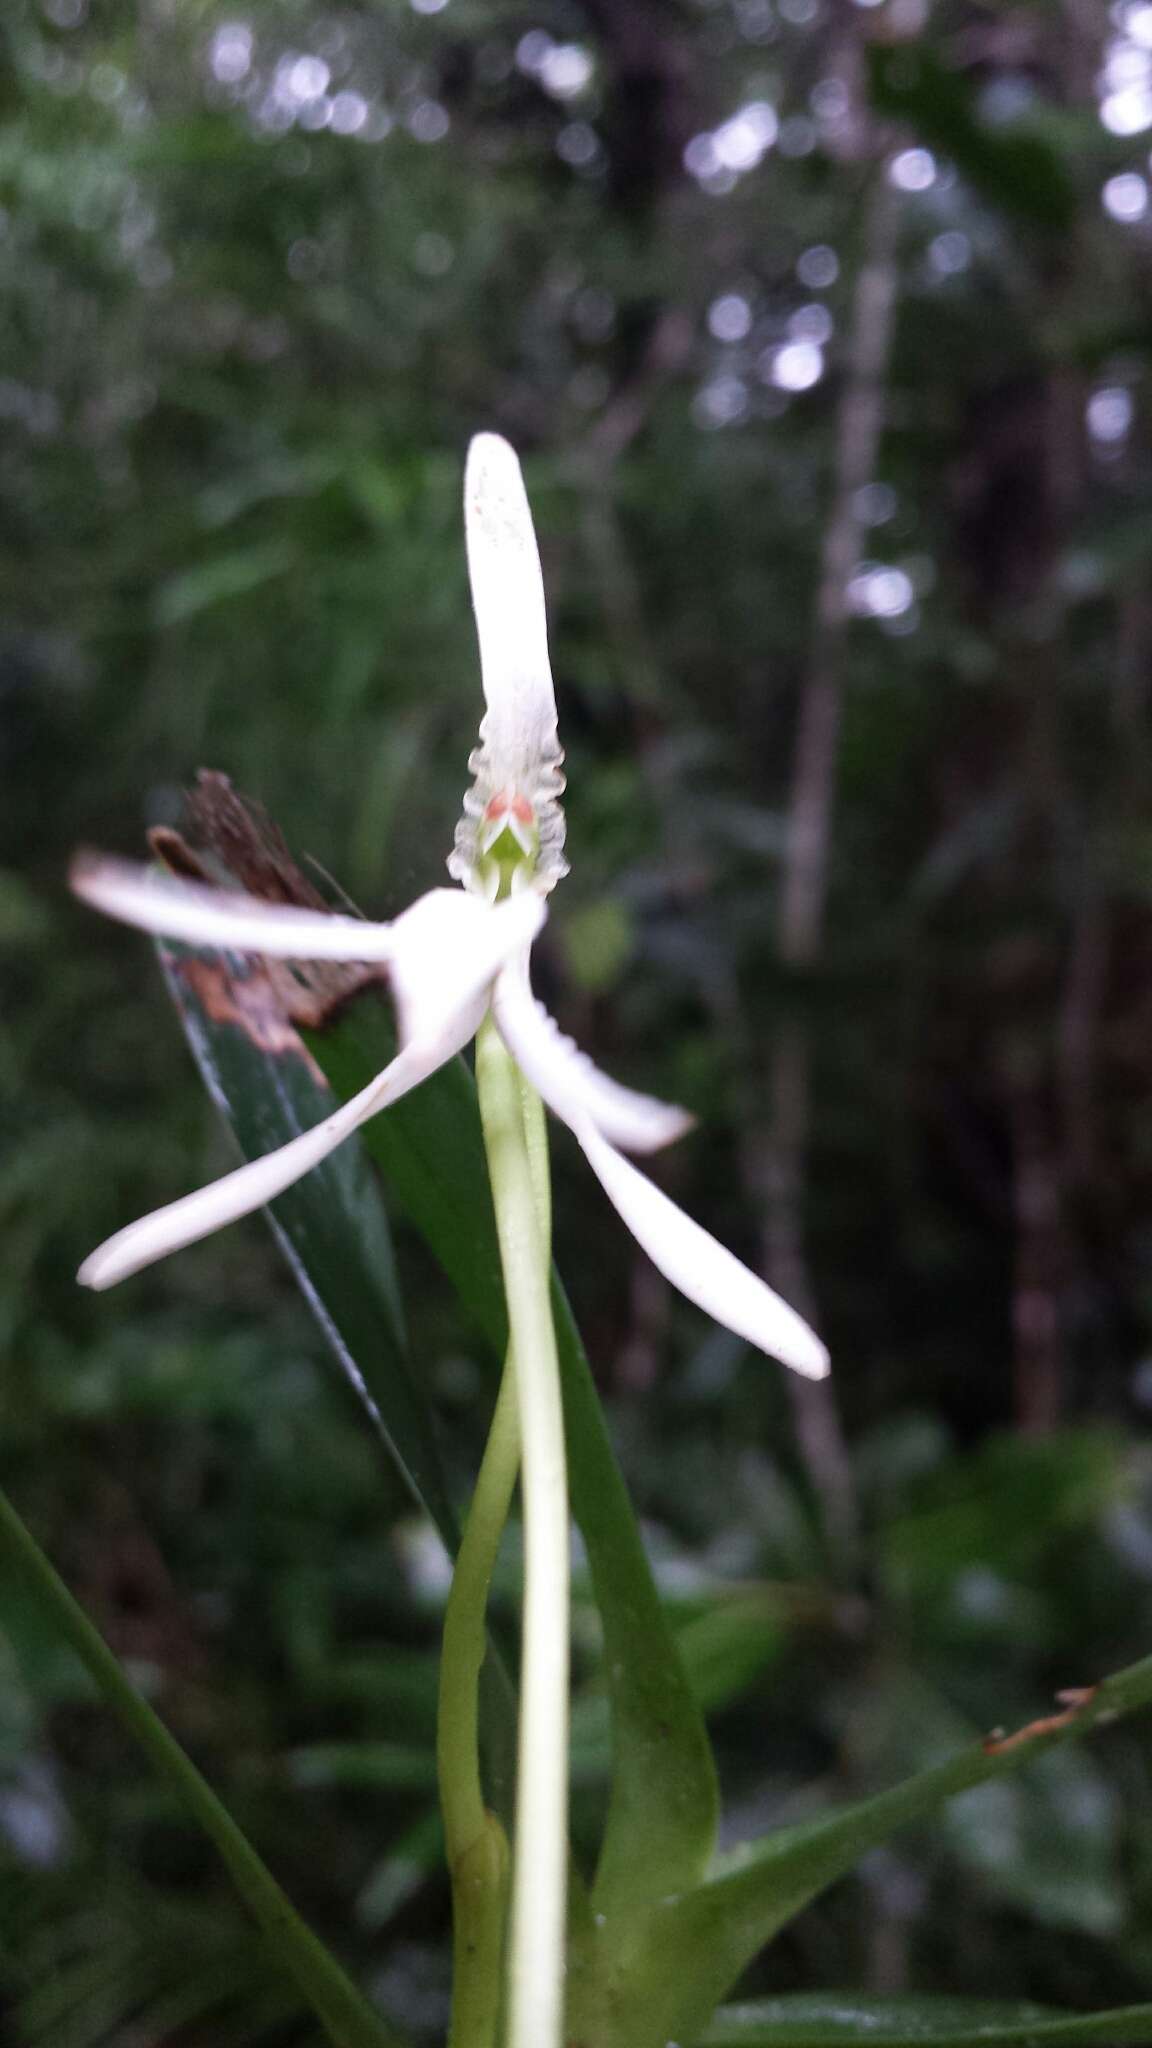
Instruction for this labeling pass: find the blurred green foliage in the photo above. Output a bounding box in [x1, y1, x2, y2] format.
[4, 0, 1152, 2040]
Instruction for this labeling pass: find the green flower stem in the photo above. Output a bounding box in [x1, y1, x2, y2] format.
[0, 1482, 402, 2048]
[438, 1355, 519, 2048]
[439, 1359, 521, 1861]
[517, 1062, 554, 1246]
[476, 1011, 570, 2048]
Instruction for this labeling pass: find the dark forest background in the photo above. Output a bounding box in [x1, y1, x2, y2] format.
[5, 0, 1152, 2040]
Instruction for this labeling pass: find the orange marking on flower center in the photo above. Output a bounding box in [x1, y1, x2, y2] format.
[484, 790, 535, 826]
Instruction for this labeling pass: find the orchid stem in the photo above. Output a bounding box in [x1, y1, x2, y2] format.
[438, 1355, 519, 2048]
[476, 1011, 569, 2048]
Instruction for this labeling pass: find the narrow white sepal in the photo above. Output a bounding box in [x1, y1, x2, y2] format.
[464, 433, 559, 786]
[71, 857, 401, 961]
[576, 1121, 831, 1380]
[492, 967, 692, 1154]
[71, 868, 544, 1028]
[77, 892, 542, 1291]
[77, 1035, 462, 1292]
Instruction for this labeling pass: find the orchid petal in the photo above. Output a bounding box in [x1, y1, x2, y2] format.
[78, 1033, 461, 1292]
[492, 967, 692, 1154]
[71, 857, 402, 961]
[388, 890, 544, 1048]
[575, 1122, 830, 1380]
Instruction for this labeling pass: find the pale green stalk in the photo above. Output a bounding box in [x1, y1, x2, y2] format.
[438, 1357, 519, 2048]
[475, 1011, 569, 2048]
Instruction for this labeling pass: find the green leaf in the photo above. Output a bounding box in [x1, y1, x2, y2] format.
[820, 1666, 1123, 1936]
[586, 1652, 1152, 2048]
[700, 1995, 1152, 2047]
[156, 923, 716, 1908]
[0, 1484, 407, 2048]
[570, 1587, 790, 1775]
[301, 991, 719, 1914]
[156, 940, 519, 1827]
[156, 941, 453, 1547]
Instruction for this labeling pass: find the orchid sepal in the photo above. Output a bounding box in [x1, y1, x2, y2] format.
[70, 854, 403, 961]
[74, 886, 545, 1291]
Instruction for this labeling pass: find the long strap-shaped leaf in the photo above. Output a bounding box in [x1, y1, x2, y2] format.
[303, 994, 719, 1914]
[0, 1485, 407, 2048]
[158, 943, 451, 1542]
[157, 940, 519, 1827]
[701, 1995, 1152, 2048]
[574, 1652, 1152, 2048]
[156, 940, 717, 1909]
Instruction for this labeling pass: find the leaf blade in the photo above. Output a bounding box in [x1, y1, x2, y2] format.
[701, 1996, 1152, 2048]
[158, 940, 455, 1546]
[601, 1654, 1152, 2048]
[156, 941, 519, 1825]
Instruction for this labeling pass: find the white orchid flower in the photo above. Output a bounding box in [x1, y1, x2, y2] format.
[72, 432, 828, 1384]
